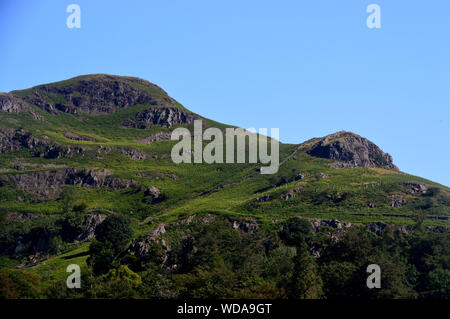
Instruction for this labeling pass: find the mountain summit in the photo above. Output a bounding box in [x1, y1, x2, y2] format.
[307, 131, 398, 170]
[0, 74, 180, 115]
[0, 74, 449, 299]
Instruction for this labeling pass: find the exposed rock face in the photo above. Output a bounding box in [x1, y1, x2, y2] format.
[129, 224, 167, 258]
[15, 75, 175, 115]
[121, 148, 149, 160]
[281, 188, 303, 200]
[231, 219, 258, 233]
[0, 93, 42, 120]
[309, 219, 353, 244]
[15, 252, 48, 269]
[148, 224, 166, 238]
[310, 219, 353, 232]
[0, 128, 87, 158]
[0, 93, 29, 113]
[402, 182, 428, 194]
[7, 212, 39, 222]
[0, 168, 137, 199]
[75, 213, 107, 241]
[390, 194, 406, 207]
[255, 195, 271, 202]
[307, 131, 398, 170]
[133, 107, 198, 128]
[142, 186, 162, 204]
[367, 222, 387, 236]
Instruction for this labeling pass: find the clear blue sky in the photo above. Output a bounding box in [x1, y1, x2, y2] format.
[0, 0, 449, 186]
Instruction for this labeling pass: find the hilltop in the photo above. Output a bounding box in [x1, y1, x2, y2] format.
[0, 74, 449, 299]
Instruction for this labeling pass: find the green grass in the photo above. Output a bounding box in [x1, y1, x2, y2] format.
[1, 74, 449, 289]
[25, 243, 90, 288]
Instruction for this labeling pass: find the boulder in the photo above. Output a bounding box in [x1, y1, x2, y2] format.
[402, 182, 428, 194]
[390, 194, 406, 207]
[142, 186, 162, 204]
[367, 222, 387, 236]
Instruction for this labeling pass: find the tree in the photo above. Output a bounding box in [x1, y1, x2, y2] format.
[49, 236, 64, 255]
[288, 241, 323, 299]
[60, 186, 78, 213]
[60, 212, 85, 242]
[320, 261, 358, 299]
[2, 271, 42, 298]
[94, 215, 133, 254]
[279, 217, 312, 246]
[424, 268, 450, 299]
[87, 215, 133, 275]
[88, 239, 117, 275]
[413, 210, 427, 232]
[0, 272, 20, 299]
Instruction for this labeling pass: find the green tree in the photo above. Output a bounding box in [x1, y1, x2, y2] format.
[87, 215, 133, 275]
[60, 186, 78, 213]
[320, 261, 358, 299]
[49, 236, 64, 255]
[94, 215, 133, 254]
[279, 217, 312, 246]
[423, 268, 450, 299]
[2, 270, 42, 298]
[288, 241, 323, 299]
[0, 272, 20, 299]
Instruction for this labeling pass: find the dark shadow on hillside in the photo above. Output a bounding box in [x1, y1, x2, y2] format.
[62, 251, 89, 260]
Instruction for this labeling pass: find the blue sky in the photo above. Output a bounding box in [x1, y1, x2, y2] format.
[0, 0, 449, 186]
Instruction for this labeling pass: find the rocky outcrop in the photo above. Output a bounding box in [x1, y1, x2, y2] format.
[307, 131, 398, 170]
[75, 213, 107, 241]
[282, 188, 303, 200]
[231, 219, 258, 233]
[255, 195, 271, 202]
[121, 148, 149, 160]
[15, 75, 176, 115]
[0, 128, 87, 158]
[148, 224, 166, 238]
[7, 212, 39, 222]
[130, 107, 198, 128]
[308, 219, 353, 245]
[367, 222, 387, 236]
[402, 182, 428, 194]
[0, 93, 41, 120]
[310, 219, 353, 232]
[0, 168, 137, 199]
[142, 186, 162, 204]
[15, 252, 48, 269]
[129, 224, 168, 258]
[0, 93, 29, 113]
[390, 194, 406, 207]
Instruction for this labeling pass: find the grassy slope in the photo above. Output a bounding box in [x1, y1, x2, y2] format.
[1, 75, 449, 282]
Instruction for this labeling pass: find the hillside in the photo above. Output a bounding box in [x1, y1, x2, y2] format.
[0, 74, 449, 299]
